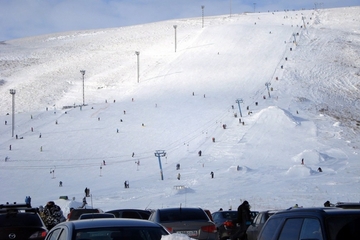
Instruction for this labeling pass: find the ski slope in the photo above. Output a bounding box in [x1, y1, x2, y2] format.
[0, 7, 359, 215]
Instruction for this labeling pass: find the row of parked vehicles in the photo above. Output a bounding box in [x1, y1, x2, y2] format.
[1, 201, 360, 240]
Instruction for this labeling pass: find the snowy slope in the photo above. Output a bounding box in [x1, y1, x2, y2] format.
[0, 7, 359, 216]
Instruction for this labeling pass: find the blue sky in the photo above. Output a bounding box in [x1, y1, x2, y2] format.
[1, 0, 359, 41]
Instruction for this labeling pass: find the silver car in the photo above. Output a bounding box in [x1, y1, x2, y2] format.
[45, 218, 169, 240]
[148, 207, 217, 240]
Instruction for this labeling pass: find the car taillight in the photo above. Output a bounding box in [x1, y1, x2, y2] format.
[201, 224, 217, 233]
[166, 227, 173, 233]
[224, 220, 234, 228]
[29, 230, 48, 239]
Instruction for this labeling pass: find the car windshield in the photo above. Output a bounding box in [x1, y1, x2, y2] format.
[159, 209, 208, 222]
[0, 213, 43, 227]
[75, 227, 168, 240]
[326, 214, 360, 240]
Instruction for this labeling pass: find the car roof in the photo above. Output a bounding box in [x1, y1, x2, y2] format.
[79, 213, 115, 219]
[335, 202, 360, 209]
[106, 209, 151, 212]
[273, 207, 360, 216]
[58, 218, 164, 229]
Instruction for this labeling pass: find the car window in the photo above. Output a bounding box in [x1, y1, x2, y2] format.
[139, 211, 150, 219]
[221, 211, 237, 220]
[122, 211, 140, 218]
[253, 214, 261, 225]
[258, 217, 283, 240]
[75, 227, 167, 240]
[299, 218, 323, 240]
[0, 213, 43, 227]
[159, 209, 208, 222]
[327, 215, 360, 240]
[47, 228, 62, 240]
[57, 228, 67, 240]
[278, 218, 303, 240]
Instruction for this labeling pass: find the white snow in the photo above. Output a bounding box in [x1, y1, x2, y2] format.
[0, 7, 359, 220]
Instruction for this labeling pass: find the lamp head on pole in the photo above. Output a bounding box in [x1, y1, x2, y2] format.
[80, 70, 85, 76]
[9, 89, 16, 95]
[173, 25, 177, 29]
[135, 51, 140, 55]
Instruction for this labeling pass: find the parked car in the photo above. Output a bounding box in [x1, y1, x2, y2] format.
[67, 208, 103, 221]
[246, 210, 279, 240]
[45, 218, 170, 240]
[212, 210, 258, 240]
[258, 207, 360, 240]
[212, 210, 238, 240]
[0, 203, 48, 240]
[106, 208, 151, 219]
[148, 207, 217, 240]
[78, 213, 115, 220]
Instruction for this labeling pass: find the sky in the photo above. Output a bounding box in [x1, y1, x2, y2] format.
[0, 5, 360, 222]
[0, 0, 359, 41]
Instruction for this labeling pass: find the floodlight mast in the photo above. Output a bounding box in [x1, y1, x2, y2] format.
[9, 89, 16, 137]
[236, 98, 243, 117]
[173, 25, 177, 52]
[265, 82, 271, 98]
[201, 6, 205, 28]
[135, 51, 140, 83]
[229, 0, 232, 17]
[80, 70, 85, 105]
[154, 150, 166, 180]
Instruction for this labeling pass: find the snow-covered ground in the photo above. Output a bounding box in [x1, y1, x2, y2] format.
[0, 7, 359, 219]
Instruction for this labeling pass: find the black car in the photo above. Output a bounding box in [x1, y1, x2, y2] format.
[45, 218, 169, 240]
[0, 203, 48, 240]
[212, 210, 238, 240]
[106, 209, 151, 219]
[246, 210, 280, 240]
[258, 207, 360, 240]
[212, 210, 259, 240]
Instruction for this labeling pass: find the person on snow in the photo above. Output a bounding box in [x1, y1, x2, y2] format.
[43, 201, 65, 230]
[232, 200, 251, 240]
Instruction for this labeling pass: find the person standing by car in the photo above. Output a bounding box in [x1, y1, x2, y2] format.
[233, 200, 251, 240]
[43, 201, 65, 230]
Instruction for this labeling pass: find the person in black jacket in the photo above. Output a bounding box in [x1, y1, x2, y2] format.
[43, 201, 65, 230]
[232, 200, 251, 240]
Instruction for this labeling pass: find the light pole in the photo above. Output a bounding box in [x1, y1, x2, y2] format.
[265, 82, 271, 98]
[80, 70, 85, 105]
[135, 51, 140, 83]
[302, 16, 306, 29]
[154, 150, 166, 180]
[201, 5, 205, 28]
[253, 3, 256, 13]
[236, 98, 243, 117]
[230, 0, 232, 17]
[293, 33, 297, 45]
[173, 25, 177, 52]
[9, 89, 16, 137]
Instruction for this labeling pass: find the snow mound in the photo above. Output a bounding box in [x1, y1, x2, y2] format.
[286, 165, 317, 177]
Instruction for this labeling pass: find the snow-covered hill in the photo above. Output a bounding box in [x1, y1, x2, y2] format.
[0, 7, 359, 216]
